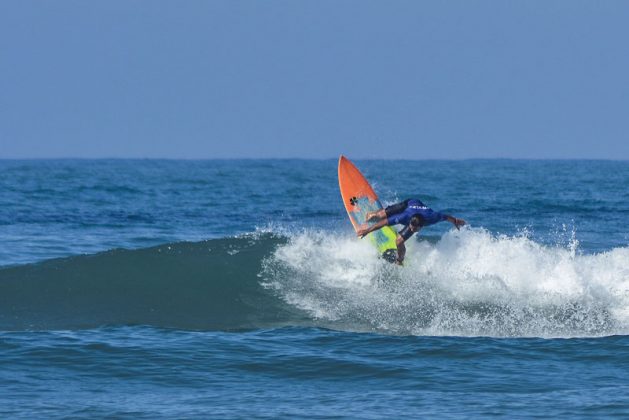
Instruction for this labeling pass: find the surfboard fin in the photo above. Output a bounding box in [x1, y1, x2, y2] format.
[381, 249, 397, 264]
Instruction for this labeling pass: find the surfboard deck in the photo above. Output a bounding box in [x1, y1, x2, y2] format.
[338, 155, 398, 262]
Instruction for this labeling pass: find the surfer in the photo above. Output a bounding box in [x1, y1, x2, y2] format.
[356, 199, 465, 265]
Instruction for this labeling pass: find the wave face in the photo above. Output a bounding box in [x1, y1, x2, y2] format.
[0, 234, 306, 331]
[2, 230, 628, 337]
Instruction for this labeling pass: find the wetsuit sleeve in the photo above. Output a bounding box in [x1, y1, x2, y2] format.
[384, 199, 410, 218]
[398, 225, 414, 241]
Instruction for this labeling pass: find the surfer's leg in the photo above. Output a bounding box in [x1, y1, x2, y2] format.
[367, 200, 410, 223]
[384, 199, 410, 217]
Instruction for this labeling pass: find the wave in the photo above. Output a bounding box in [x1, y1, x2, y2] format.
[1, 229, 628, 338]
[0, 233, 305, 331]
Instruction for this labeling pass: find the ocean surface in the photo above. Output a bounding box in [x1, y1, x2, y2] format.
[1, 159, 628, 418]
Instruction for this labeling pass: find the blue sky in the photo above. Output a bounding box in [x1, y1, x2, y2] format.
[1, 1, 628, 159]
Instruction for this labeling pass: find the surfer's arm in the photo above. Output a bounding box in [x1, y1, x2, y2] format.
[365, 208, 386, 222]
[357, 219, 388, 238]
[395, 235, 406, 265]
[445, 215, 466, 230]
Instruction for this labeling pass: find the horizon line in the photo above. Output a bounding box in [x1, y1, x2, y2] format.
[0, 156, 628, 162]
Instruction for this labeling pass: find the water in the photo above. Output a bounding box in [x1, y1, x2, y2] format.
[1, 159, 629, 417]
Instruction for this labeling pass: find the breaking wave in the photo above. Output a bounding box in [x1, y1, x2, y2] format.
[1, 228, 628, 338]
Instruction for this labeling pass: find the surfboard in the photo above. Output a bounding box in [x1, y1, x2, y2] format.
[338, 155, 398, 262]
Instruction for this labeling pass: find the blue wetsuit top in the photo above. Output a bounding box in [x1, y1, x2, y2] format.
[386, 199, 447, 239]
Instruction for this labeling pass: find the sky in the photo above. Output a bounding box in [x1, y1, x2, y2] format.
[1, 1, 628, 159]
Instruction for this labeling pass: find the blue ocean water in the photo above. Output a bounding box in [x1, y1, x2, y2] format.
[1, 159, 629, 417]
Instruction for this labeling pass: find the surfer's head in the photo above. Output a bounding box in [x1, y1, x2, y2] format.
[409, 215, 424, 231]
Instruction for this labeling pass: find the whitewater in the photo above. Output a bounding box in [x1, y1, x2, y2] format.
[266, 227, 629, 338]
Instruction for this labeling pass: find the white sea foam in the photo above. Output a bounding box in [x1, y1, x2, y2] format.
[262, 227, 629, 338]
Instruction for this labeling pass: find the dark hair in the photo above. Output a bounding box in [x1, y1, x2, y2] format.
[410, 215, 424, 227]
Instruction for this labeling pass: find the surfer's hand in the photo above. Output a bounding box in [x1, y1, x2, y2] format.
[357, 228, 368, 238]
[454, 218, 466, 230]
[365, 211, 378, 222]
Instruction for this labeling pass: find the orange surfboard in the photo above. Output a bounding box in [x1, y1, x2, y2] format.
[338, 155, 398, 261]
